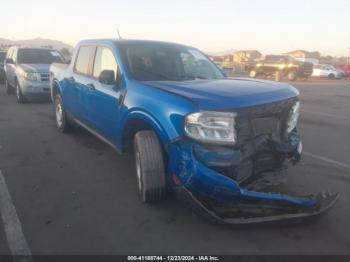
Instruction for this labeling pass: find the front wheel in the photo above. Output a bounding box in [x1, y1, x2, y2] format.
[16, 82, 26, 104]
[134, 130, 166, 203]
[55, 94, 73, 132]
[5, 79, 14, 94]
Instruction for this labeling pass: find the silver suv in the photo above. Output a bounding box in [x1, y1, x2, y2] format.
[4, 47, 65, 103]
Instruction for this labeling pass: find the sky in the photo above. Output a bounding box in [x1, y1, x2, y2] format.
[0, 0, 349, 56]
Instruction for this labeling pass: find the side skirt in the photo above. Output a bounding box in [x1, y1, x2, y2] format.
[72, 117, 122, 155]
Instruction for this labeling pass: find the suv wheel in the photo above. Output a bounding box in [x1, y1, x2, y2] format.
[287, 71, 297, 81]
[55, 94, 72, 132]
[16, 82, 26, 104]
[328, 74, 335, 80]
[134, 130, 166, 203]
[5, 79, 13, 94]
[249, 70, 257, 78]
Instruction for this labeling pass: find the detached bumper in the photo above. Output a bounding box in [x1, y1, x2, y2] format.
[176, 187, 338, 225]
[167, 136, 338, 224]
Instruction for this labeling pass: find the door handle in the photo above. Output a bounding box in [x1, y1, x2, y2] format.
[87, 83, 95, 90]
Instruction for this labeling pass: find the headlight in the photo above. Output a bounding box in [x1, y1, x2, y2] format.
[287, 101, 300, 133]
[24, 72, 38, 81]
[184, 111, 237, 145]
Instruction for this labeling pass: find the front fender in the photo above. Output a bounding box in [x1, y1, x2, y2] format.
[120, 109, 172, 146]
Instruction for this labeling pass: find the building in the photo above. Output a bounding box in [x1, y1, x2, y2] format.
[285, 50, 321, 64]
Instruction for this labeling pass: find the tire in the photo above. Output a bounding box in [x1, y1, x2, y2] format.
[55, 93, 72, 132]
[16, 81, 26, 104]
[275, 71, 282, 82]
[287, 71, 297, 81]
[134, 130, 166, 203]
[5, 78, 14, 94]
[328, 74, 335, 80]
[249, 70, 257, 78]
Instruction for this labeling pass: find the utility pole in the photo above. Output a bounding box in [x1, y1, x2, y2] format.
[348, 47, 350, 64]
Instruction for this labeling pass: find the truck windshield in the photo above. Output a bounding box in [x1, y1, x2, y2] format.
[17, 49, 65, 64]
[120, 43, 224, 81]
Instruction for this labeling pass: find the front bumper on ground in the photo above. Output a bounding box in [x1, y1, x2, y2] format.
[167, 135, 338, 224]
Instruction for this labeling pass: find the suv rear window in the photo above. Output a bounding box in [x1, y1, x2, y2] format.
[74, 46, 95, 75]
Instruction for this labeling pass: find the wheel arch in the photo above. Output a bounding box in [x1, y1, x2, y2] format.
[51, 79, 62, 102]
[120, 110, 175, 153]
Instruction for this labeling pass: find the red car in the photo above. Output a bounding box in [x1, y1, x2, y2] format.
[335, 64, 350, 77]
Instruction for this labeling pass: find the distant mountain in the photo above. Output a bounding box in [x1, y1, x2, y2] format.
[0, 37, 74, 51]
[206, 49, 237, 56]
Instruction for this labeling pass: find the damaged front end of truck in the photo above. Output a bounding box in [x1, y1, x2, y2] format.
[167, 97, 338, 224]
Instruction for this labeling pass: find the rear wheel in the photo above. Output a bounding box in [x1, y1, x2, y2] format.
[55, 94, 73, 132]
[275, 71, 282, 81]
[134, 130, 166, 203]
[16, 81, 26, 104]
[5, 79, 14, 94]
[249, 70, 257, 78]
[287, 71, 297, 81]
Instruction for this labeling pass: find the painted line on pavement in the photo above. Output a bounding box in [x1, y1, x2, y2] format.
[304, 152, 350, 170]
[301, 110, 350, 121]
[0, 170, 33, 261]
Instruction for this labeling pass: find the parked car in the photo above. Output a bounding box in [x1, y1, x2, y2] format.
[50, 39, 337, 224]
[0, 51, 6, 83]
[312, 64, 343, 79]
[247, 55, 313, 81]
[4, 47, 66, 103]
[335, 64, 350, 78]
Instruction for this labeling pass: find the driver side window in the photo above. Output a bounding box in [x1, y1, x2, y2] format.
[93, 47, 118, 80]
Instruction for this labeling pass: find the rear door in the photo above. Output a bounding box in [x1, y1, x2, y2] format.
[86, 46, 122, 142]
[69, 45, 96, 125]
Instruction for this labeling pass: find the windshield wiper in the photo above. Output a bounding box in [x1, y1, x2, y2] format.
[179, 74, 209, 80]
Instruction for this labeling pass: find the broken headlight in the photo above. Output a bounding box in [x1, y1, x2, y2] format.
[184, 111, 237, 145]
[287, 101, 300, 133]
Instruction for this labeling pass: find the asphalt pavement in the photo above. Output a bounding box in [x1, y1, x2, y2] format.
[0, 79, 349, 255]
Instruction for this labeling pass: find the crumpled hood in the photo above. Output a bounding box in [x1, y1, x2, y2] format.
[142, 78, 299, 110]
[18, 64, 50, 73]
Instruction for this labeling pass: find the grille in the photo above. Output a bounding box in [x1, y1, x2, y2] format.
[39, 73, 49, 82]
[235, 97, 297, 144]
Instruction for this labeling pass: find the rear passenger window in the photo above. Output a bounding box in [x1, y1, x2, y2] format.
[93, 47, 118, 80]
[74, 46, 95, 75]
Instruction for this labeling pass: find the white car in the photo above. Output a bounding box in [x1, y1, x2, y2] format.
[312, 64, 343, 79]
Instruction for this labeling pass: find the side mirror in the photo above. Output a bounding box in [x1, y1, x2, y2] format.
[98, 70, 115, 85]
[6, 58, 14, 64]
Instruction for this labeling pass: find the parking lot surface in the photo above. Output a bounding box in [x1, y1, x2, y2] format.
[0, 79, 349, 255]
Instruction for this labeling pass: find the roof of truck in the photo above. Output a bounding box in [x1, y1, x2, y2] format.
[77, 38, 191, 49]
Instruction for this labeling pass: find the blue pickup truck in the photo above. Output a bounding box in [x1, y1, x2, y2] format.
[50, 39, 337, 224]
